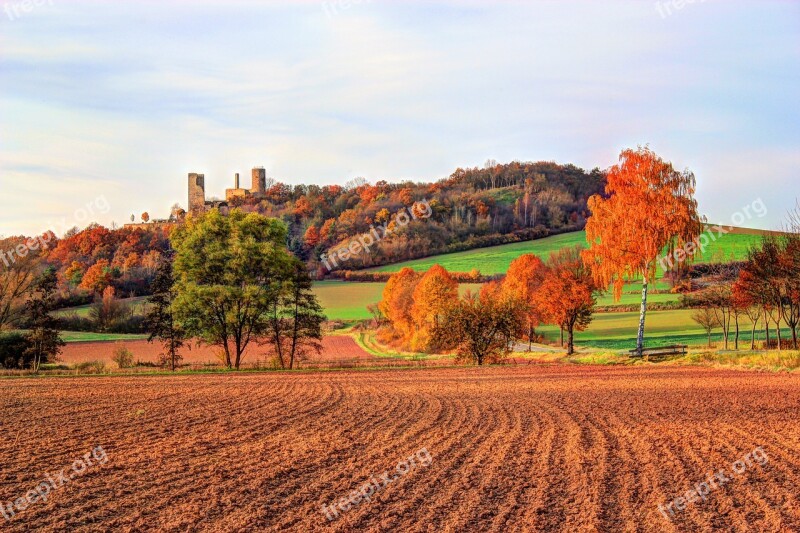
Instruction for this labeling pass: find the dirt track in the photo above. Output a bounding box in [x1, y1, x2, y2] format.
[0, 365, 798, 532]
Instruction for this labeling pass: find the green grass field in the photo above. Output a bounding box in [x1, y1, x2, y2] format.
[313, 281, 386, 321]
[368, 229, 763, 275]
[536, 309, 786, 350]
[370, 232, 586, 275]
[595, 289, 678, 307]
[6, 330, 149, 343]
[61, 331, 149, 342]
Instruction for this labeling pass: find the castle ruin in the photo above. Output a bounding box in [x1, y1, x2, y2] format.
[188, 167, 267, 214]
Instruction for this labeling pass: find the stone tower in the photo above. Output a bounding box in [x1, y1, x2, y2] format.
[252, 167, 266, 197]
[188, 173, 206, 214]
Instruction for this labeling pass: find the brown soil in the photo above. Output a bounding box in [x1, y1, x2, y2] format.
[0, 365, 798, 532]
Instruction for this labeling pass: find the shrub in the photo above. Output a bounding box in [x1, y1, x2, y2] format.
[107, 313, 147, 334]
[51, 292, 94, 310]
[267, 355, 284, 370]
[0, 333, 34, 369]
[74, 360, 106, 374]
[89, 287, 130, 332]
[55, 312, 95, 332]
[763, 339, 798, 350]
[112, 346, 134, 368]
[56, 310, 147, 334]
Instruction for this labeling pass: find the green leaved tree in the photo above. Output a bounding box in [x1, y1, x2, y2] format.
[171, 209, 320, 370]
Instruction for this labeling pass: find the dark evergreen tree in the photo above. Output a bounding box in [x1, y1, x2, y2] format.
[146, 259, 185, 371]
[24, 268, 65, 372]
[284, 261, 325, 369]
[267, 260, 325, 370]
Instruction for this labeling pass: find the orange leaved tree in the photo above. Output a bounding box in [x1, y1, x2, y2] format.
[502, 254, 547, 350]
[378, 267, 421, 343]
[79, 259, 113, 294]
[583, 147, 703, 356]
[303, 225, 320, 248]
[539, 247, 597, 355]
[410, 265, 458, 351]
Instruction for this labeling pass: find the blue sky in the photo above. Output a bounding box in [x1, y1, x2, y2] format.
[1, 0, 798, 236]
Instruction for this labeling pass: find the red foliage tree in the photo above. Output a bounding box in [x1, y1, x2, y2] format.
[410, 265, 459, 351]
[293, 197, 314, 219]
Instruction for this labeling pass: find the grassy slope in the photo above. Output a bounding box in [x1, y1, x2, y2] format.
[367, 229, 763, 275]
[370, 232, 586, 275]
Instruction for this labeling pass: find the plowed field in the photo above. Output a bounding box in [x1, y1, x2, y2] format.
[1, 365, 798, 532]
[58, 335, 378, 367]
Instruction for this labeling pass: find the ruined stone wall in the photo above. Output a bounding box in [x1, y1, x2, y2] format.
[225, 188, 249, 201]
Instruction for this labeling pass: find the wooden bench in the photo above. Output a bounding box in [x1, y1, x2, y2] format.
[628, 345, 688, 361]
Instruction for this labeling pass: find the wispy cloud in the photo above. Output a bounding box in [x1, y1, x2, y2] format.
[1, 0, 798, 235]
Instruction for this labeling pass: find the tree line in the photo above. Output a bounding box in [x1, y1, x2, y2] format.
[374, 146, 798, 363]
[206, 161, 604, 276]
[0, 160, 603, 323]
[687, 233, 800, 350]
[374, 146, 707, 364]
[376, 247, 597, 364]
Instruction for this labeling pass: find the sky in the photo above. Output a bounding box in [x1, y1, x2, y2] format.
[1, 0, 798, 236]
